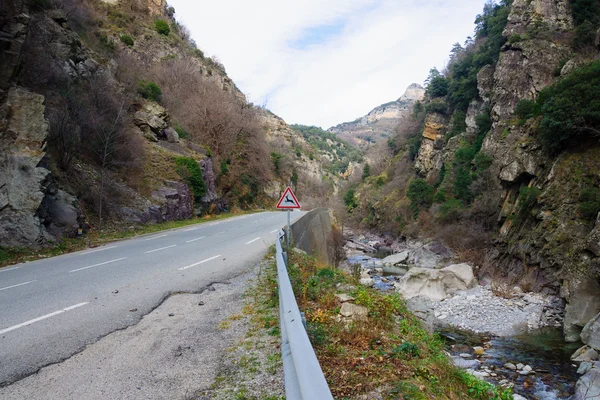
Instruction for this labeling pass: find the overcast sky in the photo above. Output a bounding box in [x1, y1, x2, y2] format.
[168, 0, 488, 129]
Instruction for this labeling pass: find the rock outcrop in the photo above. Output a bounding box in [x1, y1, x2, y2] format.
[329, 84, 425, 149]
[0, 87, 51, 246]
[394, 263, 476, 301]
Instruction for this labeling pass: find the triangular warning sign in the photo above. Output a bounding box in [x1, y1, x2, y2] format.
[276, 187, 301, 209]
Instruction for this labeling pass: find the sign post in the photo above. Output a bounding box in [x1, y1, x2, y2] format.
[276, 187, 301, 248]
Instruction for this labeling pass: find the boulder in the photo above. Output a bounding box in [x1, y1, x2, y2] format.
[382, 251, 409, 266]
[133, 111, 167, 134]
[339, 303, 368, 320]
[574, 368, 600, 400]
[582, 313, 600, 351]
[163, 127, 179, 143]
[39, 189, 81, 238]
[564, 278, 600, 342]
[394, 264, 476, 301]
[572, 345, 599, 363]
[0, 87, 51, 247]
[335, 294, 355, 303]
[452, 356, 479, 369]
[198, 158, 218, 204]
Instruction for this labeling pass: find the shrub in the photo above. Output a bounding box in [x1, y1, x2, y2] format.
[154, 19, 171, 36]
[138, 80, 162, 102]
[99, 35, 115, 51]
[391, 342, 420, 359]
[518, 186, 541, 217]
[375, 173, 387, 188]
[174, 125, 189, 139]
[474, 152, 493, 171]
[407, 179, 434, 217]
[580, 188, 600, 220]
[538, 60, 600, 154]
[425, 100, 448, 115]
[344, 187, 358, 211]
[448, 111, 467, 138]
[514, 99, 539, 121]
[270, 152, 282, 175]
[175, 157, 206, 202]
[220, 160, 229, 175]
[362, 163, 370, 180]
[119, 34, 134, 47]
[508, 33, 523, 44]
[438, 198, 464, 223]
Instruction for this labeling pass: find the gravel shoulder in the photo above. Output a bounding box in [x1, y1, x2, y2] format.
[0, 262, 283, 400]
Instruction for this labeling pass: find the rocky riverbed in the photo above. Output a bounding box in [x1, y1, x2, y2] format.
[341, 231, 600, 399]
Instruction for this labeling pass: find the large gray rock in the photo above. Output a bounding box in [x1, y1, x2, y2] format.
[382, 251, 409, 266]
[163, 127, 179, 143]
[0, 87, 51, 247]
[395, 263, 476, 301]
[39, 188, 81, 238]
[198, 158, 218, 204]
[574, 368, 600, 400]
[582, 313, 600, 351]
[564, 278, 600, 343]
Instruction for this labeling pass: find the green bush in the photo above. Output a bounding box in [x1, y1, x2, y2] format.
[220, 160, 229, 175]
[119, 34, 134, 47]
[154, 19, 171, 36]
[474, 152, 493, 171]
[438, 198, 464, 223]
[138, 80, 162, 102]
[538, 60, 600, 154]
[291, 170, 298, 187]
[99, 35, 116, 51]
[392, 342, 420, 359]
[514, 99, 540, 122]
[425, 100, 448, 115]
[270, 152, 282, 175]
[571, 0, 600, 49]
[579, 188, 600, 220]
[407, 179, 434, 217]
[362, 163, 370, 180]
[344, 187, 358, 211]
[448, 111, 467, 139]
[175, 157, 206, 202]
[174, 125, 189, 139]
[518, 186, 541, 217]
[508, 33, 523, 44]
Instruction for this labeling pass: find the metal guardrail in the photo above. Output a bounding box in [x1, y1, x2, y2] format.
[276, 229, 333, 400]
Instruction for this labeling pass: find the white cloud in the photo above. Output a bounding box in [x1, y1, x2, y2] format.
[168, 0, 487, 128]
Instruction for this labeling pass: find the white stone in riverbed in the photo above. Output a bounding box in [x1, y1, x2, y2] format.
[578, 362, 593, 375]
[504, 362, 517, 370]
[382, 251, 409, 266]
[460, 353, 472, 358]
[522, 365, 532, 373]
[516, 363, 524, 370]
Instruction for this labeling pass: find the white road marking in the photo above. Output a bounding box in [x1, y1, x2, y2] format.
[245, 237, 261, 244]
[81, 246, 117, 255]
[0, 302, 89, 335]
[0, 266, 20, 273]
[145, 245, 176, 254]
[145, 234, 168, 241]
[270, 229, 279, 233]
[215, 231, 226, 235]
[0, 280, 35, 292]
[186, 236, 206, 243]
[178, 255, 222, 271]
[69, 257, 127, 273]
[183, 227, 198, 232]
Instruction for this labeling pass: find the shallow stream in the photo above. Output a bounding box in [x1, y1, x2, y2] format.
[346, 251, 581, 399]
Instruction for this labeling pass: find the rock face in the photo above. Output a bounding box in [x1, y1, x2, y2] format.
[0, 87, 51, 246]
[574, 368, 600, 400]
[395, 263, 476, 301]
[328, 84, 425, 149]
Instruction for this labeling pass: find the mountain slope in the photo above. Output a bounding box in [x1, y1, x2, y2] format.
[328, 83, 424, 149]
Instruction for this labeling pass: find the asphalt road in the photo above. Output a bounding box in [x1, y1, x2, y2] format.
[0, 210, 302, 386]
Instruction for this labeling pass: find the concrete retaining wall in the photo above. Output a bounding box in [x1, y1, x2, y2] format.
[289, 208, 333, 265]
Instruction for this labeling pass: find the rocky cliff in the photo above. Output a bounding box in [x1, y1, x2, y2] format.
[328, 83, 425, 149]
[0, 0, 311, 249]
[343, 0, 600, 346]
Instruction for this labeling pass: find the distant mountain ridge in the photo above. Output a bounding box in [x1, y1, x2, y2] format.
[328, 83, 425, 149]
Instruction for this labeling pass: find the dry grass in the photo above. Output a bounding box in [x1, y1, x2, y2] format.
[283, 251, 513, 400]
